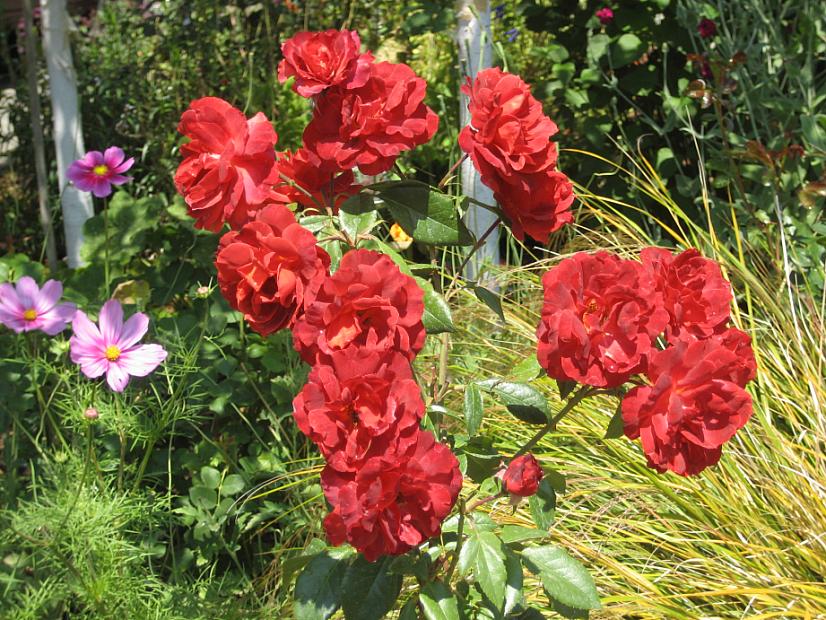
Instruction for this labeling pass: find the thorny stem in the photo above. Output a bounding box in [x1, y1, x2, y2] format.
[466, 492, 502, 513]
[438, 154, 468, 190]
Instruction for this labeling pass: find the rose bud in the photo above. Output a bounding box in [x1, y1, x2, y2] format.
[502, 454, 543, 498]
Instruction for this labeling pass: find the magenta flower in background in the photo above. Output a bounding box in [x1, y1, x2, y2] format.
[698, 18, 717, 39]
[0, 277, 76, 335]
[70, 299, 167, 392]
[596, 7, 614, 25]
[67, 147, 134, 198]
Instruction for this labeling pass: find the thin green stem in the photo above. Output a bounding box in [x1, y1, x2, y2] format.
[443, 498, 466, 583]
[438, 154, 468, 190]
[132, 437, 157, 493]
[103, 196, 111, 295]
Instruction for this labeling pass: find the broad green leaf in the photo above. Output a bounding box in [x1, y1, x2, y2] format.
[341, 555, 402, 620]
[371, 180, 473, 246]
[604, 401, 625, 439]
[200, 466, 221, 490]
[474, 285, 506, 322]
[464, 383, 484, 436]
[281, 539, 328, 585]
[529, 479, 556, 530]
[475, 380, 550, 424]
[500, 525, 547, 544]
[511, 357, 542, 382]
[522, 545, 601, 611]
[587, 34, 610, 61]
[389, 552, 431, 582]
[418, 278, 454, 333]
[611, 33, 644, 68]
[543, 468, 567, 494]
[504, 547, 524, 615]
[188, 486, 216, 510]
[221, 474, 245, 495]
[473, 531, 508, 610]
[801, 114, 826, 152]
[420, 580, 460, 620]
[398, 598, 419, 620]
[294, 551, 351, 620]
[551, 597, 590, 619]
[339, 209, 379, 242]
[457, 531, 479, 576]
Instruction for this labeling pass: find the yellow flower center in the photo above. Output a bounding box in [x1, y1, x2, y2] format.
[93, 164, 109, 176]
[23, 308, 37, 321]
[105, 345, 121, 361]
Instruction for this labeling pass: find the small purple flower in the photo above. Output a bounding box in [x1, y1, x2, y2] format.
[506, 28, 519, 42]
[493, 4, 505, 21]
[70, 299, 167, 392]
[596, 7, 614, 25]
[0, 277, 76, 335]
[698, 18, 717, 39]
[67, 146, 134, 198]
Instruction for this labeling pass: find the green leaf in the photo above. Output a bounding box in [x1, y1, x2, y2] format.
[339, 209, 380, 242]
[500, 525, 547, 544]
[604, 401, 625, 439]
[503, 547, 524, 615]
[398, 598, 419, 620]
[511, 357, 542, 382]
[473, 531, 508, 610]
[587, 34, 610, 61]
[420, 580, 460, 620]
[801, 114, 826, 152]
[475, 380, 550, 424]
[418, 278, 454, 333]
[556, 380, 577, 400]
[294, 551, 351, 620]
[389, 552, 431, 582]
[188, 486, 216, 510]
[522, 546, 601, 611]
[474, 285, 506, 322]
[551, 597, 591, 619]
[529, 479, 556, 530]
[81, 193, 163, 266]
[200, 466, 221, 490]
[611, 33, 644, 68]
[221, 474, 245, 495]
[341, 555, 402, 620]
[281, 539, 328, 585]
[464, 383, 484, 436]
[371, 180, 472, 246]
[543, 468, 567, 494]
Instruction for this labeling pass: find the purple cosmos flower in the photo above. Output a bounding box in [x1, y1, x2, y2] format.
[69, 299, 167, 392]
[0, 277, 76, 335]
[698, 18, 717, 39]
[66, 147, 134, 198]
[596, 7, 614, 25]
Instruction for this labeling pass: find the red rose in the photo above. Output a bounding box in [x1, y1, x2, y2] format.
[322, 430, 462, 561]
[175, 97, 287, 231]
[278, 29, 373, 98]
[215, 204, 330, 336]
[502, 454, 543, 497]
[536, 252, 669, 387]
[273, 148, 361, 212]
[302, 62, 439, 175]
[292, 248, 426, 365]
[458, 68, 559, 190]
[621, 338, 754, 476]
[490, 169, 574, 242]
[292, 349, 422, 472]
[711, 327, 757, 386]
[641, 247, 732, 341]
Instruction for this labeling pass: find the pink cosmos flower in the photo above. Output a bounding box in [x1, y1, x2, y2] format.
[596, 7, 614, 25]
[67, 147, 134, 198]
[0, 276, 77, 335]
[69, 299, 167, 392]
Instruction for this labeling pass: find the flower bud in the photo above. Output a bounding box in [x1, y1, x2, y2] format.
[502, 454, 543, 497]
[84, 407, 99, 421]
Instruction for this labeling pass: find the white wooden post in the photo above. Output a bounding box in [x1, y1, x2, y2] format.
[456, 0, 499, 280]
[41, 0, 94, 268]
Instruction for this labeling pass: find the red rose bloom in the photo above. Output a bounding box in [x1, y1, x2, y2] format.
[215, 204, 330, 336]
[621, 338, 754, 476]
[536, 252, 669, 388]
[175, 97, 287, 231]
[322, 430, 462, 561]
[502, 454, 543, 497]
[292, 248, 426, 365]
[641, 247, 732, 341]
[458, 68, 559, 191]
[708, 327, 757, 386]
[273, 148, 361, 212]
[278, 29, 373, 98]
[292, 349, 422, 472]
[302, 61, 439, 175]
[491, 169, 574, 242]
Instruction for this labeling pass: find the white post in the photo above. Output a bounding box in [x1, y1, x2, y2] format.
[456, 0, 499, 280]
[41, 0, 94, 268]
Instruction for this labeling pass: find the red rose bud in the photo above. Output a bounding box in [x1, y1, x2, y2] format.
[502, 454, 543, 497]
[596, 7, 614, 25]
[215, 204, 330, 337]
